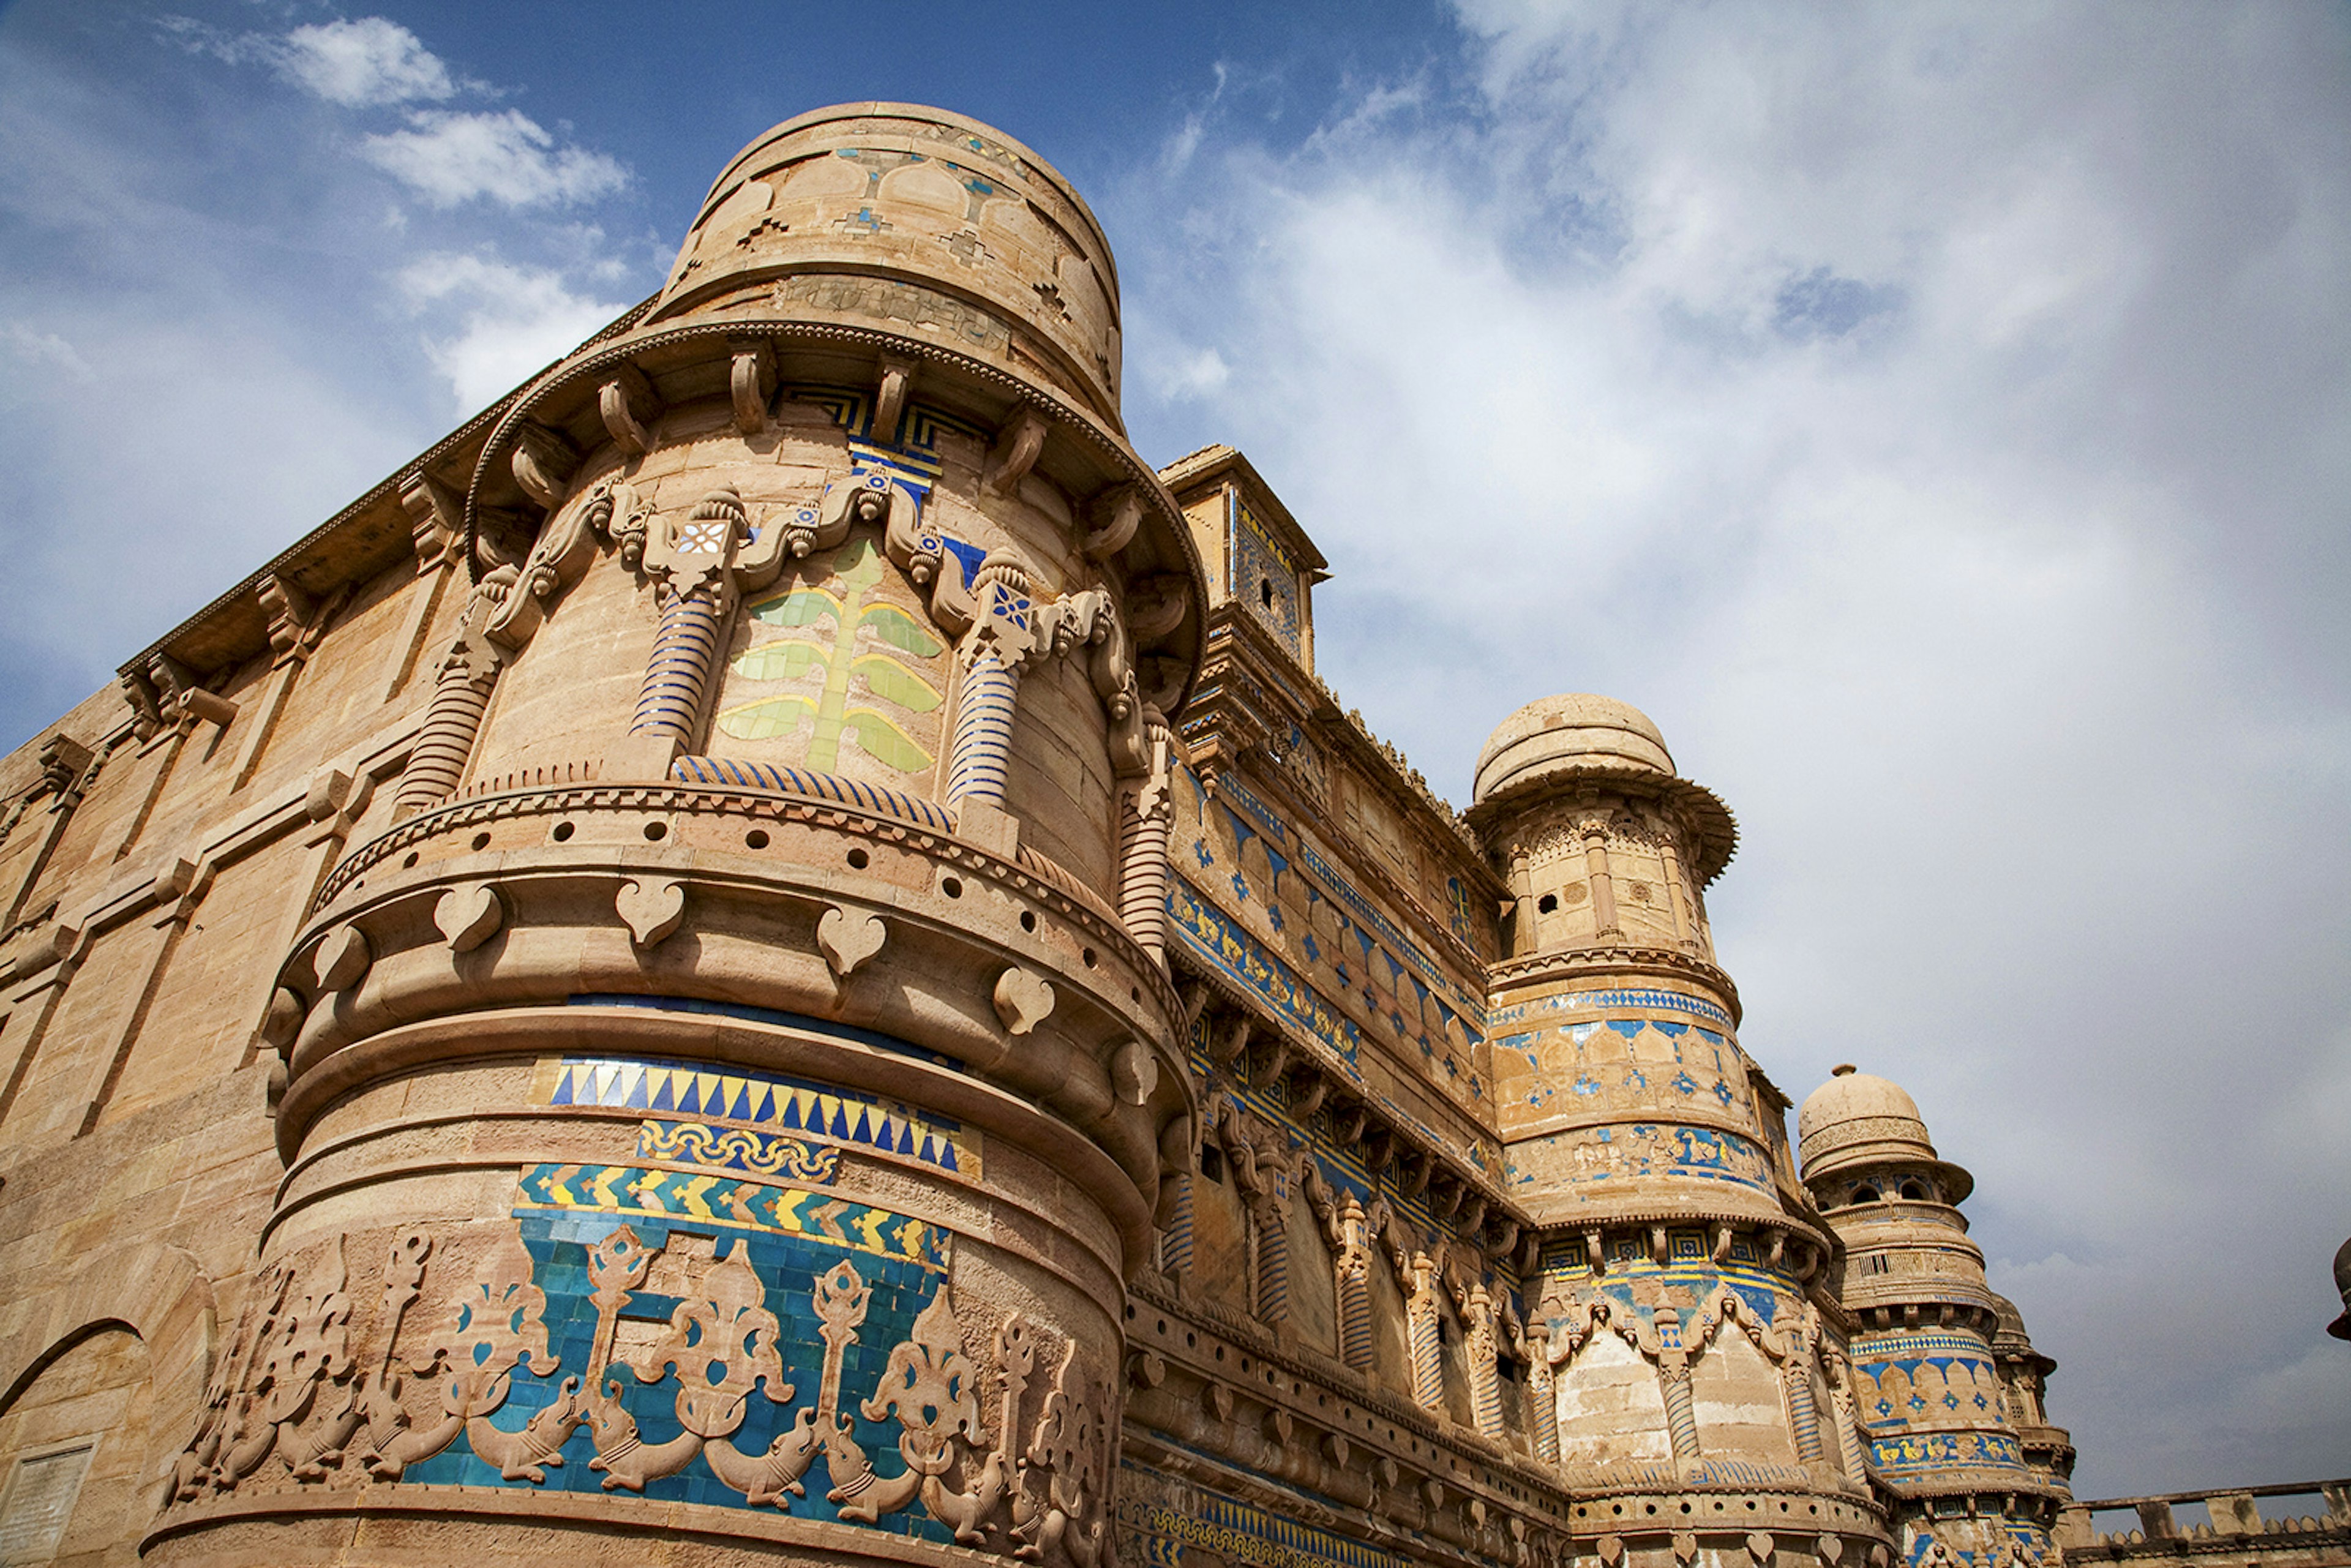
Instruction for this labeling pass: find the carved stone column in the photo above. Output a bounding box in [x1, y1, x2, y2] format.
[1824, 1350, 1872, 1489]
[393, 633, 500, 816]
[1333, 1195, 1374, 1375]
[1250, 1177, 1291, 1329]
[1116, 711, 1176, 962]
[1404, 1253, 1446, 1414]
[1581, 817, 1620, 941]
[1657, 821, 1693, 949]
[1526, 1324, 1561, 1464]
[1784, 1324, 1828, 1466]
[1657, 1342, 1701, 1471]
[629, 489, 756, 752]
[393, 478, 615, 816]
[1461, 1281, 1505, 1442]
[631, 583, 730, 745]
[946, 553, 1040, 814]
[1159, 1167, 1195, 1280]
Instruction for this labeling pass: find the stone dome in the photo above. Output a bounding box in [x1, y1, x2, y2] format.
[1472, 694, 1675, 805]
[1987, 1292, 2055, 1370]
[650, 102, 1125, 426]
[1797, 1064, 1973, 1201]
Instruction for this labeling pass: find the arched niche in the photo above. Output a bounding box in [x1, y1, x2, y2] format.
[1366, 1239, 1412, 1393]
[1690, 1315, 1799, 1467]
[1284, 1184, 1338, 1357]
[1554, 1322, 1672, 1468]
[1189, 1138, 1254, 1302]
[0, 1243, 214, 1565]
[0, 1329, 154, 1565]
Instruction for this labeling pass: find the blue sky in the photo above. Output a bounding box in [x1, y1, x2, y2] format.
[3, 0, 2348, 1500]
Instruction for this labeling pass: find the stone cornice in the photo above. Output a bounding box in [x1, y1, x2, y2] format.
[313, 779, 1174, 1026]
[1467, 760, 1740, 887]
[1486, 942, 1744, 1027]
[1167, 945, 1515, 1221]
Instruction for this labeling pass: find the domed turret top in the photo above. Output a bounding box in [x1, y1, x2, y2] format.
[649, 102, 1125, 425]
[1465, 693, 1738, 882]
[1472, 694, 1674, 804]
[1798, 1063, 1974, 1201]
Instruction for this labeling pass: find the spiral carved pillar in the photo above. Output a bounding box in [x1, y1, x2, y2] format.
[945, 552, 1041, 817]
[1114, 713, 1176, 962]
[947, 642, 1020, 812]
[394, 642, 498, 816]
[631, 586, 729, 745]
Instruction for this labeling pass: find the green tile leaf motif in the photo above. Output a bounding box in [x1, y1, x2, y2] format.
[842, 709, 934, 774]
[731, 642, 827, 683]
[749, 588, 841, 629]
[852, 653, 940, 712]
[860, 602, 942, 658]
[715, 694, 814, 742]
[730, 535, 942, 775]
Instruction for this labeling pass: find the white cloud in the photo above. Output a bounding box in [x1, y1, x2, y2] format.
[0, 321, 95, 386]
[1150, 344, 1232, 400]
[274, 17, 454, 107]
[1163, 61, 1229, 173]
[361, 108, 628, 208]
[156, 13, 459, 107]
[396, 251, 626, 411]
[1112, 0, 2351, 1497]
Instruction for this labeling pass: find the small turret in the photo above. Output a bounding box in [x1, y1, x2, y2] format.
[1989, 1293, 2077, 1492]
[1468, 693, 1736, 961]
[1799, 1065, 2069, 1563]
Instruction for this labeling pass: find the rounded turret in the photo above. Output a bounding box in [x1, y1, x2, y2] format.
[1988, 1292, 2077, 1490]
[653, 103, 1123, 427]
[1798, 1063, 1974, 1202]
[1795, 1066, 2061, 1549]
[1484, 694, 1862, 1518]
[178, 102, 1205, 1568]
[1797, 1065, 1985, 1303]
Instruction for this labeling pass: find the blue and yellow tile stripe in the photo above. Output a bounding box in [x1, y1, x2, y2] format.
[1870, 1430, 2029, 1477]
[1487, 986, 1734, 1030]
[535, 1054, 981, 1180]
[514, 1162, 948, 1272]
[1539, 1235, 1795, 1329]
[1170, 875, 1362, 1073]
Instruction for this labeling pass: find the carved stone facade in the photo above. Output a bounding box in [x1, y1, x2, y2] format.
[0, 100, 2336, 1568]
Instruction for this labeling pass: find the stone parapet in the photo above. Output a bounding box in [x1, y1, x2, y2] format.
[2064, 1481, 2351, 1568]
